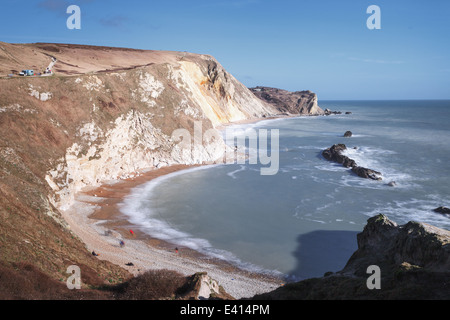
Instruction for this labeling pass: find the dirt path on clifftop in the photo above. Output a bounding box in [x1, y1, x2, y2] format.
[0, 42, 186, 77]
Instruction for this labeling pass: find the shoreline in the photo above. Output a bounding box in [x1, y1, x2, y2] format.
[215, 114, 300, 131]
[60, 115, 294, 299]
[63, 164, 284, 299]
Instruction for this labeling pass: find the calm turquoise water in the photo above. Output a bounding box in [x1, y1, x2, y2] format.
[120, 100, 450, 281]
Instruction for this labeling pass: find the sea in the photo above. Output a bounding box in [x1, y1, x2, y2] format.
[119, 100, 450, 282]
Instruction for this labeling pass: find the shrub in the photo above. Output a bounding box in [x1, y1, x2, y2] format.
[114, 269, 187, 300]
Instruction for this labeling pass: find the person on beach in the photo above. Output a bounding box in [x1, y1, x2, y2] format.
[175, 247, 179, 254]
[129, 229, 135, 236]
[92, 251, 99, 256]
[119, 240, 125, 248]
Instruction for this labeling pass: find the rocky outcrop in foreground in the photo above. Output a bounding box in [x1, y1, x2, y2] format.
[253, 214, 450, 300]
[322, 144, 382, 181]
[249, 86, 324, 116]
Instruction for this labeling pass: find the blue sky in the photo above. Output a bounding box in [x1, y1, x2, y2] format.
[1, 0, 449, 100]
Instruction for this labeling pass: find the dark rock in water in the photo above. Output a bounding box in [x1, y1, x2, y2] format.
[434, 207, 450, 215]
[387, 181, 397, 187]
[345, 112, 352, 115]
[323, 144, 383, 180]
[351, 166, 382, 181]
[324, 108, 342, 116]
[322, 144, 347, 162]
[322, 144, 355, 167]
[344, 131, 353, 138]
[342, 157, 357, 168]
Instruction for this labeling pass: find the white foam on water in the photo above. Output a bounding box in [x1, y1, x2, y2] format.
[350, 134, 372, 138]
[280, 163, 310, 173]
[341, 146, 392, 171]
[297, 145, 330, 151]
[315, 163, 349, 173]
[363, 196, 450, 230]
[227, 165, 247, 179]
[339, 146, 418, 189]
[119, 165, 220, 244]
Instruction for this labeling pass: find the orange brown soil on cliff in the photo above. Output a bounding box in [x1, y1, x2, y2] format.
[0, 42, 184, 77]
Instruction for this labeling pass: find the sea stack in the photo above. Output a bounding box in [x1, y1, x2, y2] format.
[322, 144, 383, 180]
[249, 86, 324, 116]
[344, 131, 353, 138]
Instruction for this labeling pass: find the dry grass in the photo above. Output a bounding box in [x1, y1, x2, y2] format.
[0, 262, 114, 300]
[112, 269, 189, 300]
[0, 42, 183, 77]
[0, 264, 199, 300]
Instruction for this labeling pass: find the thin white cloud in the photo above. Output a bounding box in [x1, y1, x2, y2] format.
[348, 57, 406, 64]
[99, 15, 129, 28]
[200, 0, 260, 9]
[38, 0, 70, 13]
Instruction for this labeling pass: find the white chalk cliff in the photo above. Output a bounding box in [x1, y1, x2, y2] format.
[0, 43, 318, 213]
[40, 50, 280, 210]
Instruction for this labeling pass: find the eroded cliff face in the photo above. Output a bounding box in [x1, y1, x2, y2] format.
[25, 51, 279, 210]
[250, 86, 324, 116]
[0, 43, 284, 285]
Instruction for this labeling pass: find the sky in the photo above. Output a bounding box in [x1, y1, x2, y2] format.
[1, 0, 449, 100]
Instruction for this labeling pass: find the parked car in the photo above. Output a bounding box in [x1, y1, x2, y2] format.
[19, 70, 34, 76]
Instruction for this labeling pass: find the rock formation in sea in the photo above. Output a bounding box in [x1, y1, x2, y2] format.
[324, 108, 342, 116]
[434, 207, 450, 217]
[351, 166, 383, 181]
[322, 144, 355, 167]
[249, 86, 324, 116]
[253, 214, 450, 299]
[322, 144, 382, 181]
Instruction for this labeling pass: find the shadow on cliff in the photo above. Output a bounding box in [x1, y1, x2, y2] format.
[287, 230, 359, 282]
